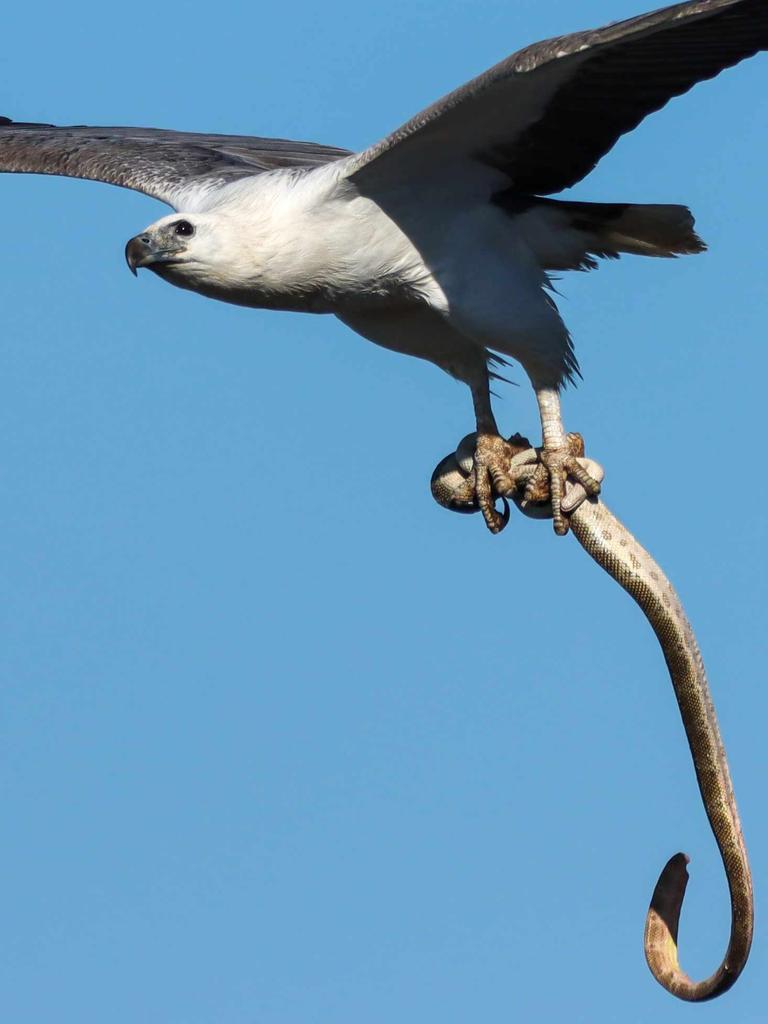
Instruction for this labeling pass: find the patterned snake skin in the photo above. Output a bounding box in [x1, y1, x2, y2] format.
[431, 435, 753, 1001]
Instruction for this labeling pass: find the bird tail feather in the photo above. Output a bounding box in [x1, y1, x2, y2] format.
[496, 194, 706, 271]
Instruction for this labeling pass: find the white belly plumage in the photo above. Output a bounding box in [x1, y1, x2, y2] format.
[185, 162, 571, 388]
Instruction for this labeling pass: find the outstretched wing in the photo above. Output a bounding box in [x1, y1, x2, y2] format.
[348, 0, 768, 195]
[0, 119, 351, 208]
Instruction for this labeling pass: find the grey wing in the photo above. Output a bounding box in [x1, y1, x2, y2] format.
[348, 0, 768, 195]
[0, 119, 352, 208]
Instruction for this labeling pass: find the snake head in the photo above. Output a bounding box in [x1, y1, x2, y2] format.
[429, 450, 480, 513]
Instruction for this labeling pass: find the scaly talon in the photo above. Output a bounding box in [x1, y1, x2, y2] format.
[473, 433, 516, 533]
[537, 434, 602, 535]
[540, 448, 569, 535]
[430, 432, 535, 533]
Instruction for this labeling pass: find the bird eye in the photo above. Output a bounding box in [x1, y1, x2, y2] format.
[174, 220, 194, 237]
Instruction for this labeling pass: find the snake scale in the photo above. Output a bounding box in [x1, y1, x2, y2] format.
[431, 434, 753, 1001]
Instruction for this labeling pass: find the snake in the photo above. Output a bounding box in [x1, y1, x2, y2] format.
[430, 434, 753, 1001]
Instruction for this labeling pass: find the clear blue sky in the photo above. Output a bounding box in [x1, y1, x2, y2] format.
[2, 1, 767, 1021]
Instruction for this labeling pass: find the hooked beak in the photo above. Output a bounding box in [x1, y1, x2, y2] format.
[124, 234, 183, 276]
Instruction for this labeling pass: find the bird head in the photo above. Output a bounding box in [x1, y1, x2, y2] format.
[124, 213, 205, 278]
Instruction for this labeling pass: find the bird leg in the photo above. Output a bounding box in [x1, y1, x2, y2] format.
[526, 386, 602, 535]
[469, 378, 517, 534]
[451, 382, 601, 535]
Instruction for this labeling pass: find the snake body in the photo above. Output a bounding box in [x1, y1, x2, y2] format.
[569, 496, 752, 999]
[431, 440, 753, 1000]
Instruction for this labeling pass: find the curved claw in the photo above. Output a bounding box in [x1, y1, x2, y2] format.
[477, 476, 510, 534]
[496, 496, 511, 533]
[644, 850, 752, 1001]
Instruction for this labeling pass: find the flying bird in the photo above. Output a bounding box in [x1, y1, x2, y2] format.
[1, 0, 766, 533]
